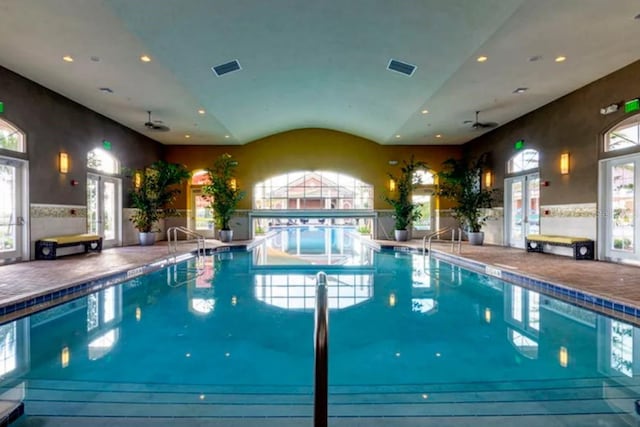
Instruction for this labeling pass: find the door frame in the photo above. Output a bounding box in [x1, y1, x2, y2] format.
[87, 172, 122, 248]
[0, 155, 29, 263]
[189, 187, 215, 238]
[504, 172, 539, 249]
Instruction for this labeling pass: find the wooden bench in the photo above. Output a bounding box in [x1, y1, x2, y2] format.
[525, 234, 594, 260]
[35, 234, 103, 260]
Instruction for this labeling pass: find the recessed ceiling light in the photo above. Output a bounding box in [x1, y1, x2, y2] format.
[197, 109, 206, 115]
[395, 134, 401, 139]
[476, 56, 488, 63]
[62, 55, 74, 63]
[421, 109, 429, 114]
[185, 134, 191, 139]
[513, 87, 528, 94]
[140, 55, 151, 63]
[224, 135, 230, 139]
[555, 56, 566, 63]
[435, 134, 442, 138]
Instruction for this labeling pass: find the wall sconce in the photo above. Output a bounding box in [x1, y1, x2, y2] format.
[134, 172, 142, 189]
[61, 346, 70, 368]
[560, 153, 570, 175]
[389, 179, 396, 192]
[59, 152, 69, 173]
[559, 346, 569, 367]
[230, 178, 237, 191]
[484, 307, 492, 324]
[484, 171, 492, 188]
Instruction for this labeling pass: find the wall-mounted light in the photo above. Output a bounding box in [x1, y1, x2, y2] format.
[560, 153, 570, 175]
[61, 346, 70, 368]
[484, 171, 492, 188]
[559, 346, 569, 368]
[389, 179, 396, 192]
[134, 171, 142, 189]
[484, 307, 492, 324]
[388, 160, 398, 166]
[59, 152, 69, 173]
[230, 178, 237, 191]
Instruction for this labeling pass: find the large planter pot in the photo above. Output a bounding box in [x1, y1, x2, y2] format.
[394, 229, 409, 242]
[467, 231, 485, 246]
[138, 232, 156, 246]
[219, 229, 234, 243]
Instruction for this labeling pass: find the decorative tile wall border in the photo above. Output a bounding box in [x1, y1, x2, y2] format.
[31, 204, 87, 218]
[540, 203, 597, 218]
[0, 246, 243, 322]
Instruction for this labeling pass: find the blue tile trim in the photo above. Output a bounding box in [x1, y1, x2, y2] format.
[429, 249, 640, 323]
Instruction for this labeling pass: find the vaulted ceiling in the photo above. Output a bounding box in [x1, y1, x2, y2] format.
[0, 0, 639, 146]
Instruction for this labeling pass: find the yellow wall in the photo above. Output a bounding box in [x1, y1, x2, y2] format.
[165, 128, 461, 210]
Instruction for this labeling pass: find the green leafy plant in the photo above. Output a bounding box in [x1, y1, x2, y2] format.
[437, 152, 495, 232]
[202, 153, 246, 231]
[382, 156, 428, 231]
[129, 160, 191, 232]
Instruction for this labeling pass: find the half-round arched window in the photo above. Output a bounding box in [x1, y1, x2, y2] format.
[507, 149, 539, 174]
[87, 148, 119, 174]
[0, 118, 25, 153]
[254, 171, 373, 210]
[606, 113, 640, 152]
[191, 169, 211, 185]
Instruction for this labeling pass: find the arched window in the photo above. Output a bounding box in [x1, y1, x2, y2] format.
[507, 149, 539, 174]
[0, 118, 25, 153]
[191, 170, 211, 185]
[87, 148, 119, 174]
[254, 171, 373, 210]
[606, 113, 640, 152]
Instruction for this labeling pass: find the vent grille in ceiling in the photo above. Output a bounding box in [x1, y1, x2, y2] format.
[212, 60, 242, 77]
[387, 59, 416, 76]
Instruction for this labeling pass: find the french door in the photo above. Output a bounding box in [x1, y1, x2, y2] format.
[600, 154, 640, 262]
[0, 156, 27, 262]
[505, 173, 540, 248]
[87, 173, 121, 248]
[189, 188, 215, 238]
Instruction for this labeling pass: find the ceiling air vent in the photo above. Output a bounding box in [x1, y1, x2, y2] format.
[212, 60, 242, 77]
[387, 59, 416, 76]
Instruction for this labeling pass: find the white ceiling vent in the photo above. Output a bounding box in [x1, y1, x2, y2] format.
[212, 60, 242, 77]
[387, 59, 416, 76]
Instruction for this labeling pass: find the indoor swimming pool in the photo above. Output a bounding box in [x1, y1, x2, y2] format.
[2, 244, 640, 426]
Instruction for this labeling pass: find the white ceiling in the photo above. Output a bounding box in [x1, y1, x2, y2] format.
[0, 0, 639, 146]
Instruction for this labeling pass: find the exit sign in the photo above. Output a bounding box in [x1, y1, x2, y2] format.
[102, 140, 112, 151]
[625, 99, 640, 114]
[514, 139, 525, 150]
[0, 101, 4, 113]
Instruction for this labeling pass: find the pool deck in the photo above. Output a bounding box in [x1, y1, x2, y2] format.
[1, 239, 639, 320]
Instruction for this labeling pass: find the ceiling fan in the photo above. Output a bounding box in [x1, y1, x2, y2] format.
[144, 111, 170, 132]
[466, 111, 498, 130]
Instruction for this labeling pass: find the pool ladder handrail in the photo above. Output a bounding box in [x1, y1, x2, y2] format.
[422, 227, 462, 255]
[167, 226, 207, 260]
[314, 272, 329, 427]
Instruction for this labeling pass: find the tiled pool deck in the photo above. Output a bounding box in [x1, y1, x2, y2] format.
[1, 239, 640, 324]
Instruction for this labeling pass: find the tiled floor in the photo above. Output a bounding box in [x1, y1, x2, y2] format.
[1, 239, 640, 319]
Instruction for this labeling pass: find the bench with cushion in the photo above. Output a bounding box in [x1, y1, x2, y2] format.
[525, 234, 594, 260]
[35, 234, 103, 260]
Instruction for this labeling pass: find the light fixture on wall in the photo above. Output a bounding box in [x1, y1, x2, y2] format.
[59, 152, 69, 173]
[484, 170, 492, 188]
[134, 172, 142, 189]
[230, 178, 237, 191]
[389, 179, 396, 192]
[61, 346, 70, 368]
[560, 152, 570, 175]
[484, 307, 492, 324]
[559, 346, 569, 368]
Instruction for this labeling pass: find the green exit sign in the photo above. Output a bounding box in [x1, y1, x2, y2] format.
[514, 139, 525, 150]
[0, 102, 4, 113]
[102, 140, 112, 151]
[625, 99, 640, 114]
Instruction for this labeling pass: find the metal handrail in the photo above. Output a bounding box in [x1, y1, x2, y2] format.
[422, 227, 451, 255]
[314, 272, 329, 427]
[167, 226, 206, 260]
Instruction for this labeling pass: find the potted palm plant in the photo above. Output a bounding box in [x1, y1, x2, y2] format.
[129, 160, 191, 245]
[382, 156, 428, 241]
[437, 152, 495, 245]
[202, 153, 245, 242]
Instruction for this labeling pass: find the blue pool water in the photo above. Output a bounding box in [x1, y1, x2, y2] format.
[3, 246, 640, 426]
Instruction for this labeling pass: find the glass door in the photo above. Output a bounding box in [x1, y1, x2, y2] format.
[0, 157, 27, 261]
[411, 193, 432, 239]
[505, 173, 540, 248]
[189, 188, 215, 238]
[601, 155, 640, 262]
[88, 173, 121, 247]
